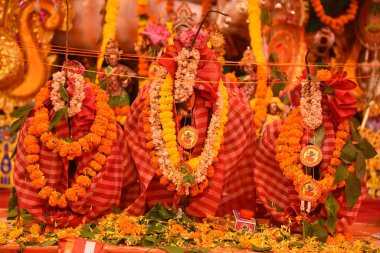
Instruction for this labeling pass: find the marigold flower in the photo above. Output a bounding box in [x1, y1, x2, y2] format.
[333, 150, 341, 158]
[31, 177, 46, 189]
[207, 166, 215, 178]
[90, 124, 106, 137]
[65, 188, 78, 202]
[85, 133, 101, 147]
[190, 184, 199, 197]
[171, 224, 185, 235]
[38, 186, 53, 199]
[82, 167, 97, 177]
[8, 228, 23, 240]
[167, 183, 176, 191]
[25, 135, 38, 145]
[155, 168, 163, 176]
[76, 175, 92, 188]
[26, 164, 40, 174]
[151, 156, 159, 169]
[72, 184, 86, 197]
[146, 141, 154, 149]
[59, 143, 69, 157]
[330, 158, 341, 167]
[36, 123, 49, 134]
[177, 187, 186, 196]
[78, 138, 90, 153]
[90, 160, 103, 171]
[316, 69, 332, 81]
[29, 223, 41, 235]
[105, 131, 117, 140]
[27, 125, 38, 135]
[40, 132, 53, 143]
[48, 191, 59, 207]
[46, 138, 63, 153]
[336, 131, 348, 140]
[160, 176, 169, 186]
[30, 169, 43, 180]
[143, 124, 151, 133]
[347, 165, 355, 173]
[68, 141, 82, 158]
[199, 179, 208, 193]
[94, 153, 107, 165]
[57, 194, 67, 208]
[26, 155, 39, 164]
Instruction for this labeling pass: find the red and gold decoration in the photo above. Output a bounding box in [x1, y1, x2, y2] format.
[177, 126, 198, 150]
[300, 145, 323, 167]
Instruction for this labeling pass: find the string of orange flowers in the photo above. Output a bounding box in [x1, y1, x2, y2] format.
[310, 0, 358, 31]
[25, 81, 117, 208]
[248, 0, 270, 132]
[275, 108, 352, 203]
[136, 0, 150, 81]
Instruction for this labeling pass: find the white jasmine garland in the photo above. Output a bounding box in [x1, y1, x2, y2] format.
[300, 79, 323, 129]
[50, 71, 85, 118]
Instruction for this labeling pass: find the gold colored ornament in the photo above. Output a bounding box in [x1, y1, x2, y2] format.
[300, 145, 323, 167]
[299, 179, 322, 202]
[178, 126, 198, 150]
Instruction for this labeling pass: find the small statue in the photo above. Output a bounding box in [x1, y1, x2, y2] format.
[238, 47, 257, 101]
[99, 39, 136, 124]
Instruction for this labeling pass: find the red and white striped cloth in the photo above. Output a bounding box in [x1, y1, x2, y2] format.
[14, 84, 126, 228]
[254, 103, 366, 232]
[122, 81, 257, 217]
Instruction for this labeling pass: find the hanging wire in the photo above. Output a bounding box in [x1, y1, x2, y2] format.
[0, 51, 379, 84]
[65, 0, 69, 62]
[2, 41, 379, 69]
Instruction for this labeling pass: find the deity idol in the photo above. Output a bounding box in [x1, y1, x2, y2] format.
[254, 68, 374, 234]
[14, 61, 127, 227]
[122, 27, 256, 217]
[99, 39, 137, 124]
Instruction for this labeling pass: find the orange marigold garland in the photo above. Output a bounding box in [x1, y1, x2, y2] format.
[275, 108, 350, 201]
[24, 81, 117, 208]
[310, 0, 358, 31]
[248, 0, 270, 131]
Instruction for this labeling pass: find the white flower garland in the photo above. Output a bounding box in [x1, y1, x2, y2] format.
[300, 79, 323, 129]
[149, 65, 228, 195]
[50, 71, 85, 117]
[174, 48, 200, 103]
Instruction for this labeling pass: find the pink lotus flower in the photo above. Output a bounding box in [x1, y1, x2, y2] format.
[141, 24, 171, 46]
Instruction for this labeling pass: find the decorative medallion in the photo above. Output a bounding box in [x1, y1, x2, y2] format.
[300, 145, 323, 167]
[299, 179, 322, 202]
[178, 126, 198, 150]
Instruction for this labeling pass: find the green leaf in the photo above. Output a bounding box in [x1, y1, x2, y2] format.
[161, 246, 210, 253]
[10, 104, 33, 118]
[7, 208, 17, 220]
[349, 117, 361, 130]
[345, 173, 362, 210]
[310, 126, 326, 147]
[354, 141, 377, 159]
[48, 107, 68, 131]
[178, 165, 187, 174]
[80, 222, 97, 239]
[108, 94, 130, 107]
[355, 152, 366, 181]
[38, 239, 58, 247]
[183, 174, 195, 184]
[333, 164, 347, 185]
[10, 116, 26, 137]
[19, 209, 37, 225]
[271, 83, 286, 97]
[251, 245, 272, 252]
[303, 220, 328, 242]
[325, 194, 339, 234]
[7, 187, 17, 211]
[145, 203, 175, 221]
[59, 83, 69, 102]
[112, 207, 122, 214]
[349, 121, 362, 143]
[341, 142, 357, 164]
[141, 236, 157, 247]
[323, 86, 335, 94]
[260, 9, 270, 26]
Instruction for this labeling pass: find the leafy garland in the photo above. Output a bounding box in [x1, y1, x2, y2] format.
[248, 0, 270, 132]
[24, 81, 117, 208]
[144, 66, 229, 196]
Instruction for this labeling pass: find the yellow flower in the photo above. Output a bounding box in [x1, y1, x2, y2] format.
[316, 69, 332, 81]
[8, 228, 23, 239]
[0, 222, 7, 236]
[29, 223, 41, 235]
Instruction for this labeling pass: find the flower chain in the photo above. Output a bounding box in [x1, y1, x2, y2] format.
[300, 80, 323, 129]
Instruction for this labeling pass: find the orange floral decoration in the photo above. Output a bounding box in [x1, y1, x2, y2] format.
[201, 0, 212, 20]
[275, 108, 350, 201]
[137, 0, 149, 80]
[310, 0, 358, 31]
[248, 0, 269, 131]
[25, 80, 117, 208]
[166, 0, 174, 16]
